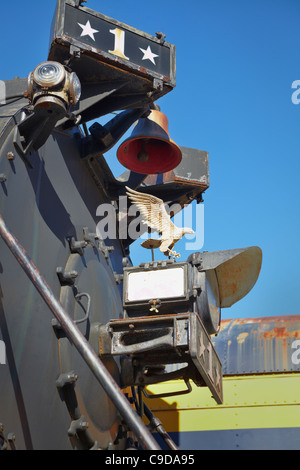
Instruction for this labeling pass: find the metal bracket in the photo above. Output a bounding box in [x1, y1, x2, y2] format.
[75, 0, 87, 8]
[142, 379, 192, 399]
[69, 45, 81, 59]
[56, 267, 78, 286]
[13, 103, 67, 157]
[89, 122, 114, 149]
[156, 32, 166, 44]
[189, 252, 203, 271]
[83, 227, 115, 258]
[103, 315, 188, 357]
[68, 415, 88, 437]
[56, 371, 78, 389]
[83, 227, 99, 248]
[68, 236, 87, 256]
[153, 78, 164, 92]
[98, 312, 223, 404]
[88, 107, 149, 155]
[114, 273, 123, 285]
[98, 240, 115, 259]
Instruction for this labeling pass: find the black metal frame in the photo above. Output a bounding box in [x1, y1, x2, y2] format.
[122, 261, 190, 315]
[50, 0, 176, 87]
[99, 311, 223, 405]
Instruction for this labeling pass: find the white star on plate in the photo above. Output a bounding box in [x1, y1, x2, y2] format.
[77, 20, 99, 41]
[139, 45, 159, 65]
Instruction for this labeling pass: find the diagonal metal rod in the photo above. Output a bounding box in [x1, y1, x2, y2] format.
[131, 387, 179, 451]
[0, 214, 161, 451]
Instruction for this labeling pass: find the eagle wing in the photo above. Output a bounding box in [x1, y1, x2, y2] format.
[125, 186, 175, 236]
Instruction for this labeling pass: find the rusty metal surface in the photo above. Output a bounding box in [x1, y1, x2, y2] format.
[212, 315, 300, 375]
[143, 147, 209, 193]
[101, 312, 223, 404]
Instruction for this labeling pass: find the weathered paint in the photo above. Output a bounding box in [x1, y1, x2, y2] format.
[212, 315, 300, 375]
[145, 374, 300, 433]
[144, 372, 300, 449]
[143, 316, 300, 449]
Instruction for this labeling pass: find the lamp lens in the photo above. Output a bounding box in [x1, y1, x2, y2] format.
[70, 72, 81, 104]
[33, 62, 65, 86]
[126, 267, 185, 302]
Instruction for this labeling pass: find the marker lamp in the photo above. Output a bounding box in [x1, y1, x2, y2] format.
[27, 61, 81, 108]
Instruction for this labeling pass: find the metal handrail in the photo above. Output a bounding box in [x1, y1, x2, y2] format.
[0, 214, 161, 451]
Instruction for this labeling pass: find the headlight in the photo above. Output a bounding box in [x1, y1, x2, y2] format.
[33, 61, 65, 87]
[123, 246, 262, 336]
[126, 266, 185, 302]
[123, 262, 190, 315]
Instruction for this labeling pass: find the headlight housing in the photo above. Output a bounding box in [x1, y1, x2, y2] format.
[27, 61, 81, 110]
[123, 246, 262, 336]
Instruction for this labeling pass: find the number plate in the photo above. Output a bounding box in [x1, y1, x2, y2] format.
[49, 1, 176, 87]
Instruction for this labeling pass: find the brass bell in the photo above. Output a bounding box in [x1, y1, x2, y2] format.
[117, 110, 182, 174]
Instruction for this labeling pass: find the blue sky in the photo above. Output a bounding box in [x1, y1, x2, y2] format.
[1, 0, 299, 320]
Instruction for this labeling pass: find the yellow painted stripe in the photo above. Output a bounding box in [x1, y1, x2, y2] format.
[143, 374, 300, 433]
